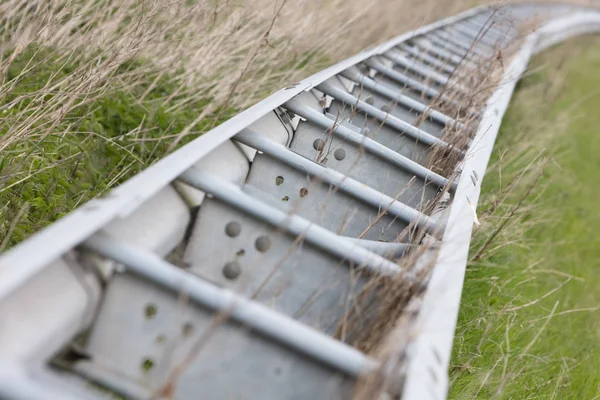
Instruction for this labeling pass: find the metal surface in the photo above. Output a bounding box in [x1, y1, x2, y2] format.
[0, 3, 599, 400]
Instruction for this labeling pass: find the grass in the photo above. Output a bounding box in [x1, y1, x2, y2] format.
[0, 0, 500, 249]
[0, 46, 230, 248]
[449, 35, 600, 399]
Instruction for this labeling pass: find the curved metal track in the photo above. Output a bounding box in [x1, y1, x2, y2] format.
[0, 3, 599, 400]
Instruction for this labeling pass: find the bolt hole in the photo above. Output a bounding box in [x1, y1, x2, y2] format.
[313, 138, 325, 151]
[275, 176, 284, 186]
[182, 322, 194, 337]
[141, 358, 155, 373]
[144, 304, 157, 319]
[334, 148, 346, 161]
[255, 236, 271, 252]
[223, 261, 241, 280]
[299, 188, 308, 197]
[225, 221, 241, 237]
[281, 196, 289, 202]
[155, 334, 167, 344]
[236, 249, 245, 257]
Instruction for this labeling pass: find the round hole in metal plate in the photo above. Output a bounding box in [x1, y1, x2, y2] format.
[141, 357, 155, 373]
[182, 322, 194, 337]
[334, 149, 346, 161]
[225, 221, 241, 237]
[275, 176, 284, 186]
[255, 236, 271, 252]
[313, 138, 325, 151]
[223, 261, 241, 280]
[144, 303, 157, 319]
[299, 188, 308, 197]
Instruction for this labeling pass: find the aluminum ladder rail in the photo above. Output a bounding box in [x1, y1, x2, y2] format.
[0, 3, 599, 400]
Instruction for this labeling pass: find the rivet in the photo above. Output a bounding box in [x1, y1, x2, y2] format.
[255, 236, 271, 252]
[299, 188, 309, 197]
[144, 304, 157, 319]
[334, 149, 346, 160]
[223, 262, 241, 280]
[225, 221, 241, 237]
[313, 138, 325, 151]
[141, 358, 155, 373]
[182, 322, 194, 337]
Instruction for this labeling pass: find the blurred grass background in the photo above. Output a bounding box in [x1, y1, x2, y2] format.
[450, 34, 600, 399]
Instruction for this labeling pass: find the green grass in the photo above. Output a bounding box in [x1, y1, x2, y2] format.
[0, 46, 234, 248]
[449, 35, 600, 399]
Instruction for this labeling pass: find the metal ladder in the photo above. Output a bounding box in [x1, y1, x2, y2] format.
[0, 3, 599, 400]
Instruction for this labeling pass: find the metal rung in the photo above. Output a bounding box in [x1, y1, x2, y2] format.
[234, 128, 439, 233]
[425, 35, 479, 61]
[384, 51, 452, 87]
[284, 97, 452, 190]
[81, 234, 378, 378]
[340, 67, 461, 129]
[464, 20, 508, 39]
[429, 32, 488, 60]
[467, 16, 513, 37]
[397, 44, 458, 75]
[365, 58, 441, 98]
[453, 20, 504, 41]
[461, 17, 504, 34]
[412, 38, 474, 67]
[450, 24, 503, 47]
[349, 239, 412, 259]
[316, 81, 448, 147]
[384, 50, 471, 95]
[365, 59, 463, 110]
[178, 169, 402, 275]
[436, 29, 493, 56]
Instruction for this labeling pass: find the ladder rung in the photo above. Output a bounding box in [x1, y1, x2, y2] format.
[340, 67, 462, 129]
[284, 97, 452, 190]
[365, 58, 441, 98]
[465, 20, 508, 39]
[365, 59, 462, 110]
[81, 234, 379, 378]
[436, 29, 493, 56]
[234, 128, 439, 233]
[450, 24, 503, 47]
[397, 44, 457, 75]
[429, 32, 488, 60]
[385, 50, 472, 95]
[412, 38, 473, 67]
[316, 81, 448, 148]
[384, 51, 452, 87]
[445, 26, 500, 51]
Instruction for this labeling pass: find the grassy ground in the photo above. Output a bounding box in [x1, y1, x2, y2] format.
[449, 35, 600, 399]
[0, 0, 492, 249]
